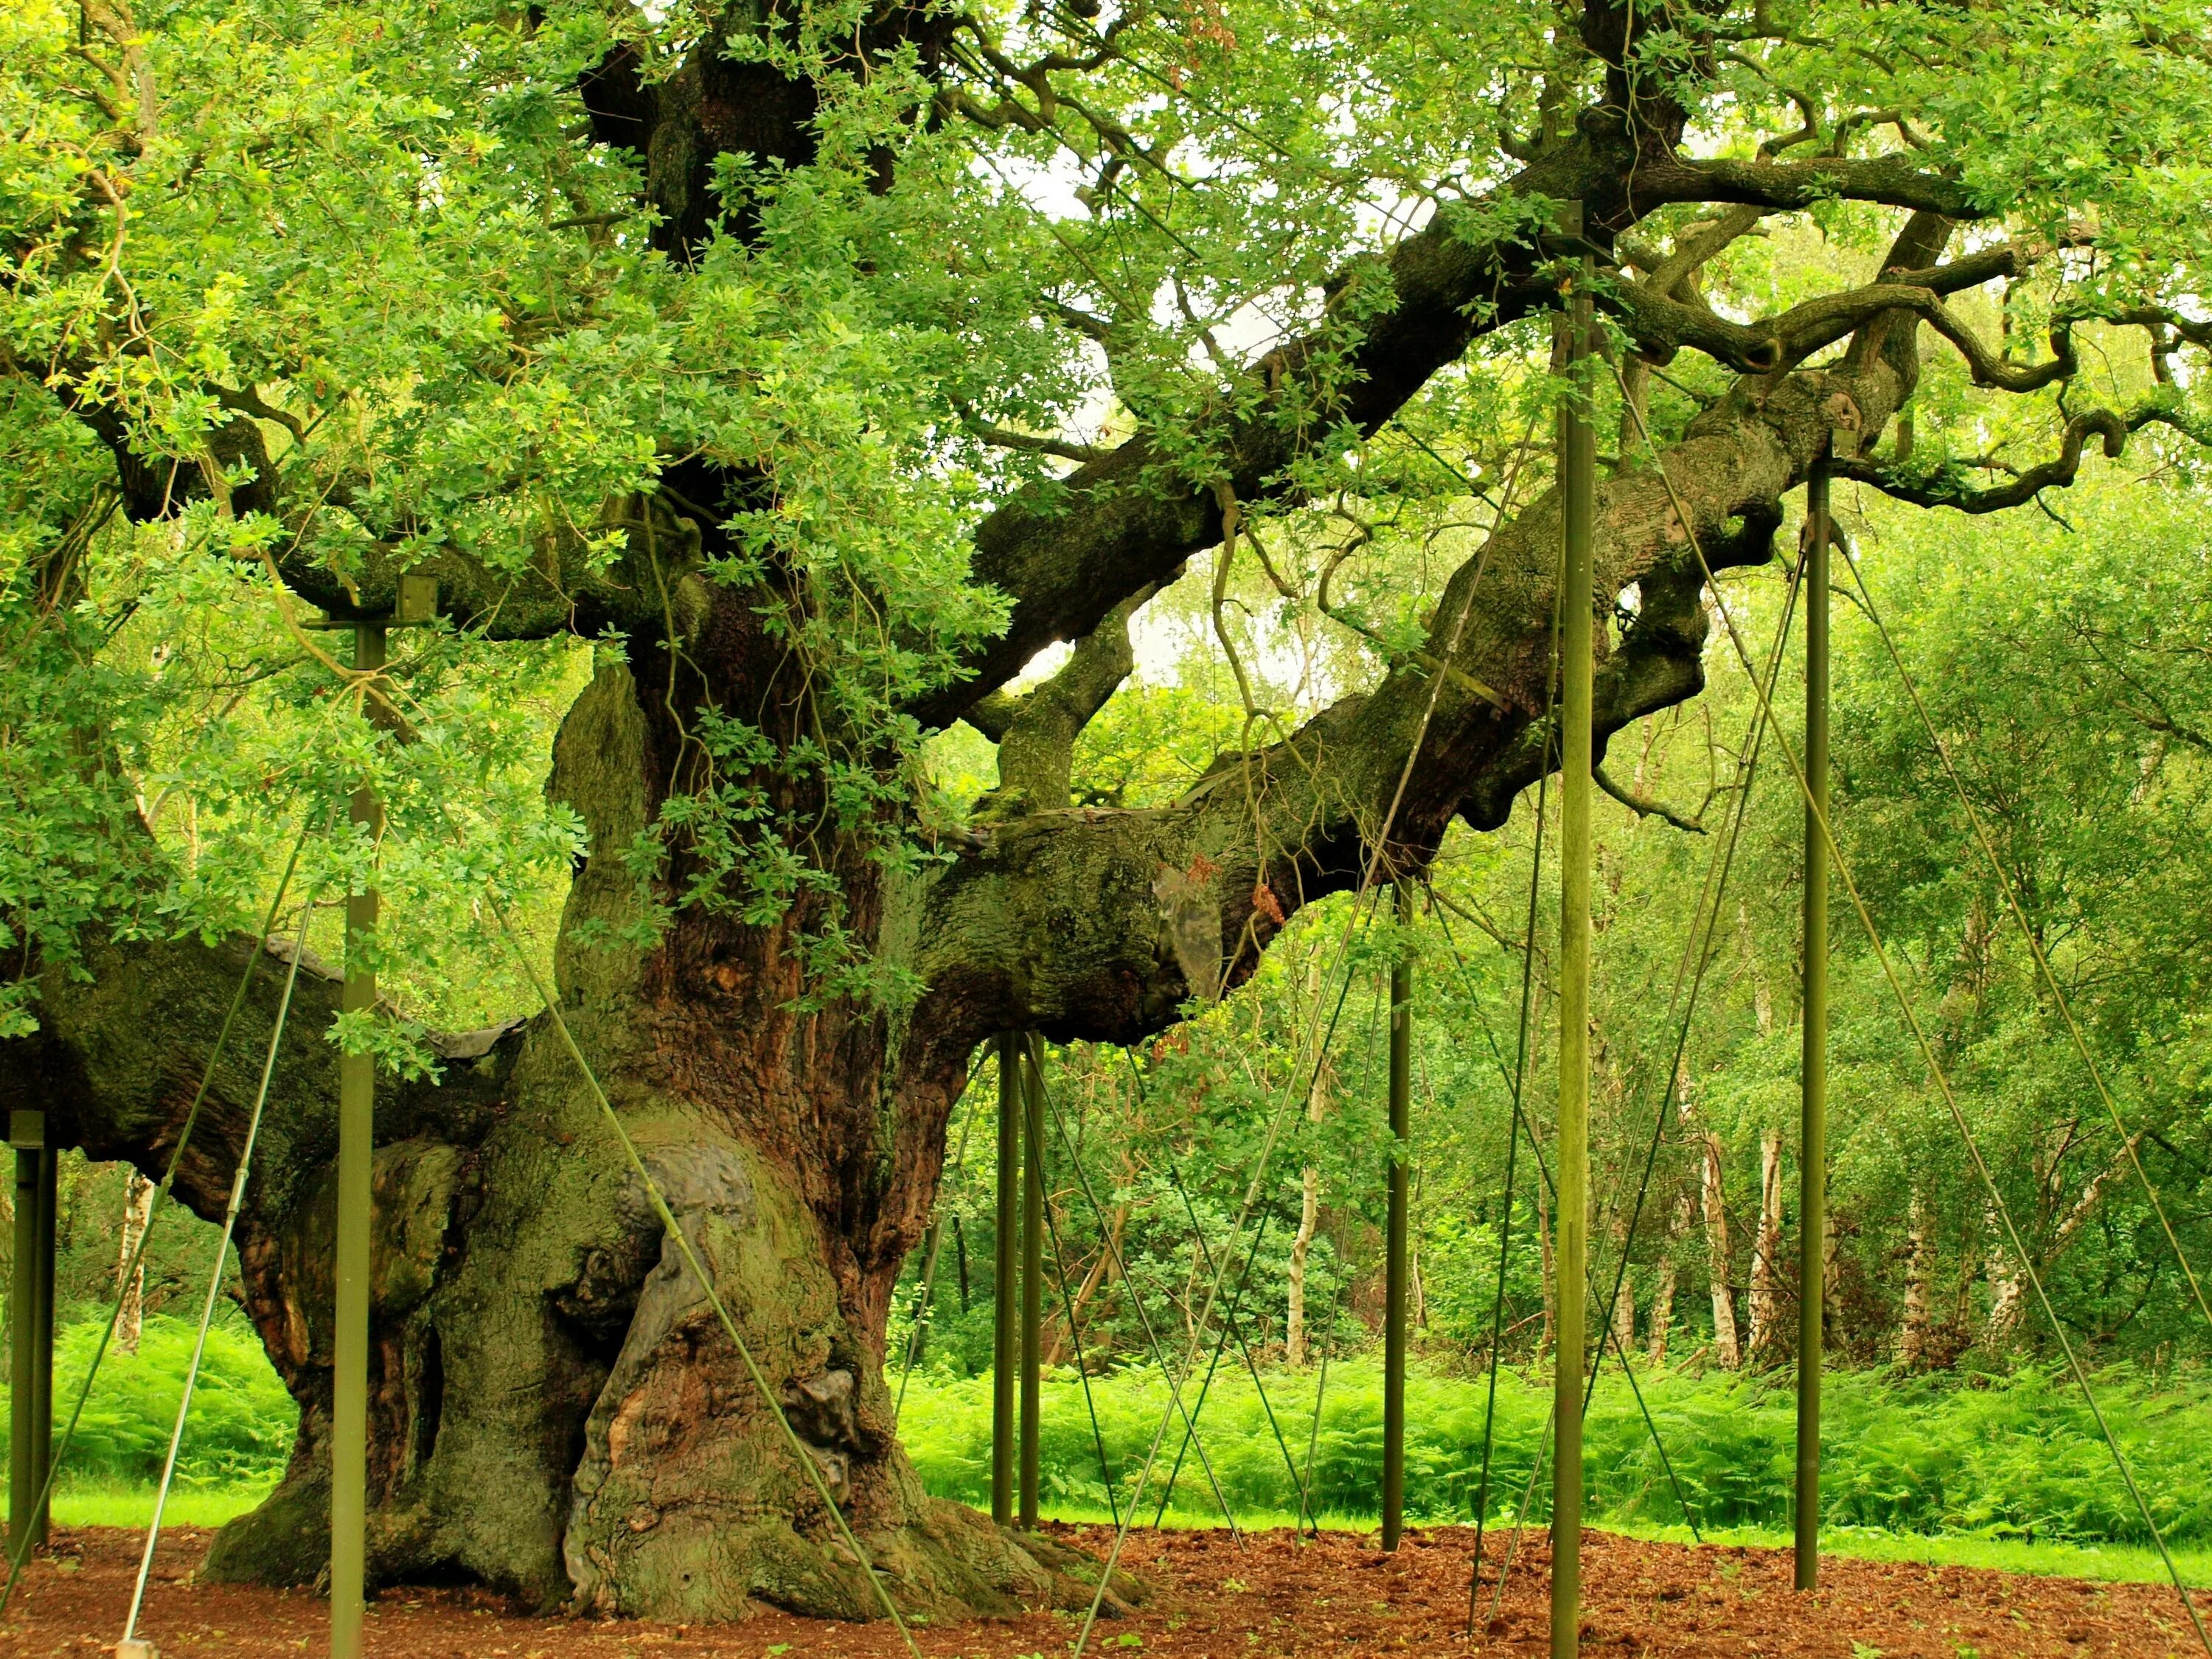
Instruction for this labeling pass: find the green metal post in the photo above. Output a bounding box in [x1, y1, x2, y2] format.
[30, 1144, 52, 1550]
[1020, 1037, 1046, 1529]
[1382, 879, 1412, 1552]
[8, 1111, 42, 1555]
[1796, 450, 1832, 1593]
[1553, 251, 1596, 1659]
[332, 622, 384, 1659]
[992, 1032, 1018, 1528]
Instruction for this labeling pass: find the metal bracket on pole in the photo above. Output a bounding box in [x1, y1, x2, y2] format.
[303, 573, 442, 631]
[1553, 226, 1597, 1659]
[1795, 443, 1834, 1592]
[1538, 199, 1587, 254]
[1382, 880, 1412, 1552]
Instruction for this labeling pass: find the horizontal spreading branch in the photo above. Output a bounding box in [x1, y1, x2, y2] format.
[961, 417, 1115, 465]
[1610, 242, 2059, 380]
[911, 129, 1986, 728]
[1635, 152, 1986, 218]
[1596, 763, 1707, 832]
[904, 336, 1905, 1072]
[1837, 404, 2197, 513]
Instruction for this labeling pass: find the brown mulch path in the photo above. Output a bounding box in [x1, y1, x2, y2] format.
[0, 1523, 2192, 1658]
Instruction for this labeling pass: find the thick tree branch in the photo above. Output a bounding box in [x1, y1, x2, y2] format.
[961, 417, 1116, 465]
[1837, 408, 2133, 512]
[1642, 205, 1767, 298]
[914, 125, 1655, 728]
[905, 341, 1894, 1073]
[967, 580, 1166, 813]
[0, 930, 518, 1227]
[1610, 243, 2065, 382]
[1637, 153, 1986, 218]
[915, 122, 1993, 731]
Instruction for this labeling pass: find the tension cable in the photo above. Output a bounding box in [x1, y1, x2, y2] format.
[0, 814, 319, 1616]
[119, 888, 321, 1655]
[1618, 366, 2212, 1658]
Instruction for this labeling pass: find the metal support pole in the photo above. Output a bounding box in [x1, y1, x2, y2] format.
[30, 1144, 52, 1551]
[331, 621, 384, 1659]
[7, 1111, 44, 1554]
[1382, 879, 1412, 1552]
[1019, 1037, 1046, 1529]
[1795, 448, 1832, 1593]
[1553, 246, 1596, 1659]
[991, 1032, 1019, 1528]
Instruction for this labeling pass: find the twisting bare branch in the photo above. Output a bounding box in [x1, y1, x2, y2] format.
[1608, 248, 2073, 386]
[1596, 763, 1707, 832]
[1836, 408, 2134, 512]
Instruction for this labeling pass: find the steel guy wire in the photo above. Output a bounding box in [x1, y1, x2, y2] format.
[1616, 366, 2212, 1658]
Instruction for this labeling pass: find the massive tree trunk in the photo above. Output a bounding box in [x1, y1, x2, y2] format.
[3, 655, 1133, 1624]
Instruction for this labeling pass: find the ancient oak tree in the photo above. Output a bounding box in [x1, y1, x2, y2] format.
[2, 0, 2207, 1624]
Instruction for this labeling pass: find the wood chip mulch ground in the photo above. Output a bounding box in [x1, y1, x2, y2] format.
[0, 1521, 2194, 1658]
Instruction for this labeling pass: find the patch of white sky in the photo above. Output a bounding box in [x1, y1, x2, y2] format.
[979, 114, 1447, 701]
[970, 73, 1445, 440]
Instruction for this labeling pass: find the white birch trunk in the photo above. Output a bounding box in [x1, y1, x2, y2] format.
[1898, 1187, 1935, 1368]
[1610, 1212, 1635, 1357]
[1678, 1081, 1741, 1371]
[1537, 1197, 1555, 1365]
[1286, 996, 1329, 1368]
[1747, 1128, 1784, 1366]
[116, 1169, 156, 1357]
[1823, 1203, 1844, 1349]
[1286, 1164, 1319, 1368]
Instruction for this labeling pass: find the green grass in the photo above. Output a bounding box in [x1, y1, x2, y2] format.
[3, 1479, 279, 1531]
[897, 1357, 2212, 1557]
[19, 1309, 2212, 1595]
